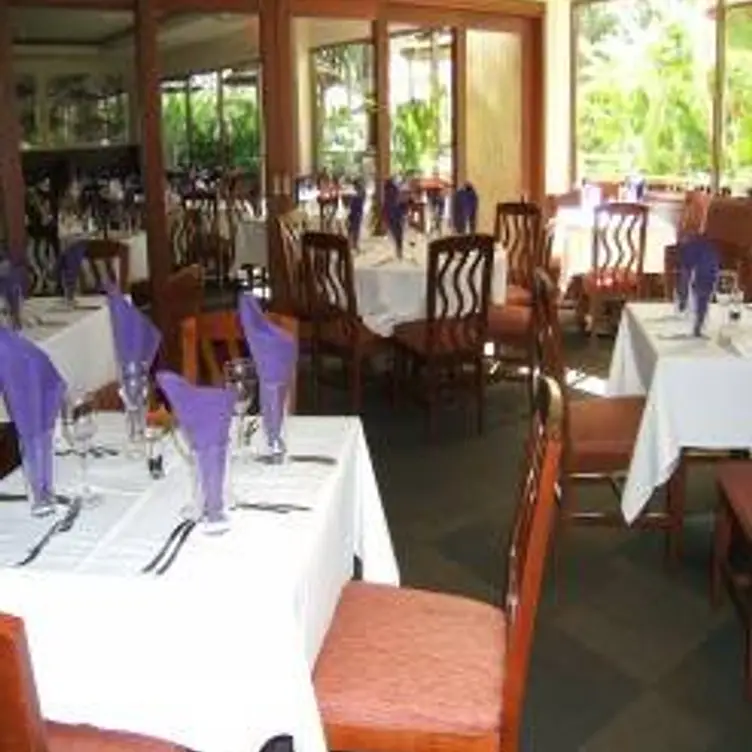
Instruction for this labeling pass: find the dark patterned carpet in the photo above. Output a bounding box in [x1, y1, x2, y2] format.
[303, 328, 752, 752]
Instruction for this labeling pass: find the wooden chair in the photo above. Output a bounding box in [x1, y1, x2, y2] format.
[393, 234, 494, 437]
[0, 612, 180, 751]
[532, 268, 684, 566]
[301, 231, 383, 414]
[313, 373, 563, 752]
[160, 264, 205, 373]
[79, 239, 130, 294]
[181, 309, 298, 413]
[712, 461, 752, 700]
[578, 202, 648, 337]
[493, 201, 543, 306]
[318, 195, 340, 232]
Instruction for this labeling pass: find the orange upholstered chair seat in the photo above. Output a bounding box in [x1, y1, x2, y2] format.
[487, 304, 532, 343]
[319, 317, 380, 351]
[46, 723, 180, 751]
[569, 395, 645, 474]
[505, 284, 532, 307]
[394, 320, 486, 357]
[314, 581, 505, 739]
[582, 269, 639, 295]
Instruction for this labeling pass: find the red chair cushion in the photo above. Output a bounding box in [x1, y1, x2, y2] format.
[314, 581, 506, 737]
[394, 320, 485, 357]
[319, 317, 380, 352]
[487, 304, 532, 343]
[569, 395, 645, 474]
[46, 722, 180, 751]
[506, 284, 532, 307]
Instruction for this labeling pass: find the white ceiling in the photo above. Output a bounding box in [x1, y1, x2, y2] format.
[10, 8, 133, 45]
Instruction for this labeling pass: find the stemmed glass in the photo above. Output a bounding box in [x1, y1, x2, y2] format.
[223, 358, 257, 456]
[119, 361, 150, 458]
[61, 391, 100, 506]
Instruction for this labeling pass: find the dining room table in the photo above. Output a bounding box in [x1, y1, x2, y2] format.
[607, 301, 752, 523]
[0, 296, 116, 424]
[0, 412, 398, 752]
[352, 232, 508, 337]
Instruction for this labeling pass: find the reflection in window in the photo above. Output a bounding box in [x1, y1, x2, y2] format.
[574, 0, 714, 185]
[312, 42, 373, 174]
[389, 28, 453, 178]
[17, 76, 39, 148]
[46, 73, 128, 147]
[222, 66, 262, 170]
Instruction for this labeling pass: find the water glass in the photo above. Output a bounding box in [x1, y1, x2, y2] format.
[259, 381, 289, 464]
[61, 391, 100, 505]
[223, 358, 257, 455]
[120, 361, 150, 457]
[715, 270, 738, 309]
[20, 431, 57, 518]
[190, 444, 231, 536]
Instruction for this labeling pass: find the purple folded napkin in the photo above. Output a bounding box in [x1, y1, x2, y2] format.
[384, 179, 405, 254]
[238, 294, 297, 448]
[347, 188, 366, 248]
[156, 371, 235, 524]
[106, 288, 162, 372]
[58, 240, 87, 297]
[0, 261, 26, 329]
[0, 329, 66, 507]
[676, 237, 719, 335]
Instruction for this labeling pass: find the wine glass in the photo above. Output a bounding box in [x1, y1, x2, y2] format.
[223, 358, 256, 456]
[61, 391, 100, 506]
[715, 270, 738, 308]
[119, 361, 150, 458]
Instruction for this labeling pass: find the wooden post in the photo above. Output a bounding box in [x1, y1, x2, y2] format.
[0, 0, 26, 263]
[373, 17, 389, 232]
[134, 0, 170, 333]
[452, 27, 467, 188]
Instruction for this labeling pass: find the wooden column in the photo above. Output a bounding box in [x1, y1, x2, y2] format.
[134, 0, 170, 333]
[452, 26, 467, 188]
[0, 0, 26, 263]
[373, 17, 389, 232]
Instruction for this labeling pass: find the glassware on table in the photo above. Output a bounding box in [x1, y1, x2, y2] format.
[223, 358, 257, 457]
[61, 390, 100, 506]
[20, 430, 57, 518]
[715, 270, 738, 308]
[119, 360, 150, 458]
[190, 443, 231, 535]
[257, 380, 289, 465]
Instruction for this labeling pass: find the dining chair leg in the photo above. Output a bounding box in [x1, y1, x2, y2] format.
[475, 357, 485, 435]
[665, 461, 686, 569]
[426, 362, 438, 440]
[712, 498, 733, 608]
[746, 624, 752, 701]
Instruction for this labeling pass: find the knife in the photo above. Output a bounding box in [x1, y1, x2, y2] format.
[155, 520, 197, 575]
[141, 519, 192, 573]
[16, 498, 82, 567]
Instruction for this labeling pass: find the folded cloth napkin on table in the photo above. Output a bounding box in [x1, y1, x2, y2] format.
[156, 371, 235, 524]
[0, 329, 66, 502]
[676, 236, 719, 335]
[238, 294, 297, 447]
[57, 240, 87, 293]
[453, 183, 478, 234]
[347, 185, 366, 248]
[0, 260, 26, 326]
[106, 287, 162, 372]
[384, 179, 405, 255]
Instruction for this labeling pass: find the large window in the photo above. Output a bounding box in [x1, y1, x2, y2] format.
[574, 0, 715, 186]
[161, 65, 262, 171]
[312, 41, 373, 174]
[389, 28, 453, 178]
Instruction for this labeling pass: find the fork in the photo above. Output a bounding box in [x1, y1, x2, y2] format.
[16, 498, 82, 567]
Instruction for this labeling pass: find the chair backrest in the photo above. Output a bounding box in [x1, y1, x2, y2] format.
[277, 210, 308, 315]
[704, 196, 752, 250]
[181, 308, 298, 413]
[160, 264, 205, 372]
[318, 196, 339, 232]
[79, 238, 130, 293]
[425, 234, 494, 355]
[0, 612, 48, 751]
[300, 231, 358, 324]
[501, 374, 563, 747]
[494, 201, 543, 288]
[591, 202, 648, 279]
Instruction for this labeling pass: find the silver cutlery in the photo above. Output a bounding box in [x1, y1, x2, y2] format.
[0, 493, 28, 502]
[141, 518, 192, 573]
[155, 520, 196, 575]
[244, 417, 259, 446]
[235, 502, 312, 513]
[288, 454, 336, 465]
[16, 498, 82, 567]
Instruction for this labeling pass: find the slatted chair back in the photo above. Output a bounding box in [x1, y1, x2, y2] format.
[424, 234, 494, 357]
[591, 202, 648, 290]
[494, 201, 543, 288]
[160, 264, 204, 373]
[181, 309, 298, 413]
[501, 373, 563, 749]
[79, 238, 130, 293]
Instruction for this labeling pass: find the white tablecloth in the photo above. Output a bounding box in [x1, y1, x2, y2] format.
[0, 414, 398, 752]
[354, 236, 508, 337]
[0, 297, 116, 424]
[58, 231, 149, 284]
[553, 206, 676, 290]
[607, 302, 752, 522]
